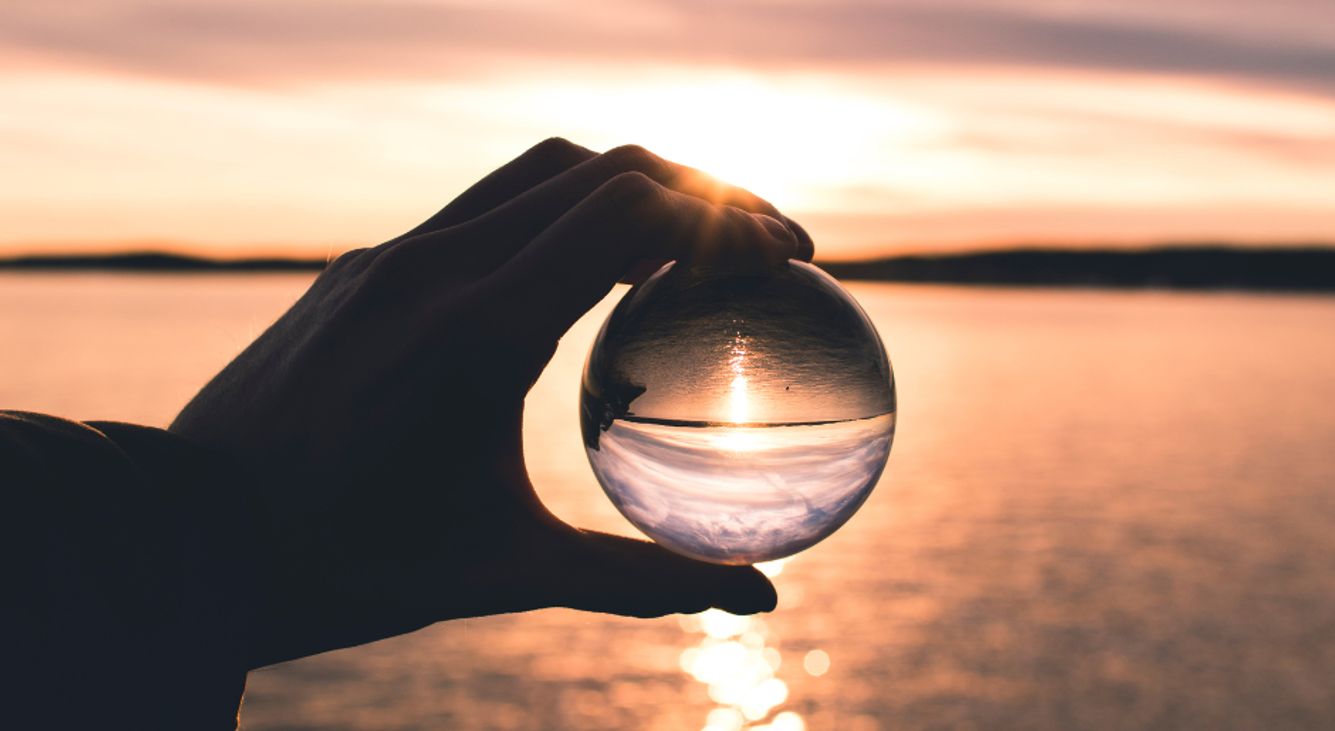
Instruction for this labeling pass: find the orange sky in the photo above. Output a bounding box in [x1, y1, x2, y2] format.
[1, 0, 1333, 260]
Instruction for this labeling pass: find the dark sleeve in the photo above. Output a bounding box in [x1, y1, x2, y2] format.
[1, 411, 268, 731]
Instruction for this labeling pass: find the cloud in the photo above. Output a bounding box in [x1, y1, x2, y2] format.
[741, 2, 1335, 92]
[0, 0, 1332, 95]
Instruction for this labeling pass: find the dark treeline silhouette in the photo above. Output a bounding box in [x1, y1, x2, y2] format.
[2, 245, 1334, 292]
[820, 246, 1335, 292]
[0, 251, 327, 272]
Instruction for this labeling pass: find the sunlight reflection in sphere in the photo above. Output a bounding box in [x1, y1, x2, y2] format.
[581, 260, 896, 564]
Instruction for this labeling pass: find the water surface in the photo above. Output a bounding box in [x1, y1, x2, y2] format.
[4, 273, 1334, 730]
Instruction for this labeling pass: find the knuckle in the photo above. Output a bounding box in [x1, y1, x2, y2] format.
[603, 144, 664, 175]
[327, 247, 369, 272]
[360, 249, 400, 289]
[527, 136, 581, 162]
[358, 241, 420, 292]
[315, 248, 372, 287]
[721, 205, 759, 238]
[721, 203, 751, 226]
[600, 170, 662, 210]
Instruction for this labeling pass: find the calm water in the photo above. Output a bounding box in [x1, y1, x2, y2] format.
[3, 273, 1334, 730]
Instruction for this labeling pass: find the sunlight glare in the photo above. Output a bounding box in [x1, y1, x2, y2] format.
[713, 330, 765, 451]
[699, 608, 752, 640]
[726, 331, 750, 425]
[681, 607, 799, 731]
[754, 711, 807, 731]
[507, 71, 947, 207]
[728, 375, 750, 424]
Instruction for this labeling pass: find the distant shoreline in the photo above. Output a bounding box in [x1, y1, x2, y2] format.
[817, 246, 1335, 293]
[2, 246, 1333, 292]
[0, 252, 327, 272]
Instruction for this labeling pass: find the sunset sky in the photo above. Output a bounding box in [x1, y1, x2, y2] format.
[1, 0, 1332, 260]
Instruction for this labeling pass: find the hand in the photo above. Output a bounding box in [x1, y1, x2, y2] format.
[171, 139, 815, 668]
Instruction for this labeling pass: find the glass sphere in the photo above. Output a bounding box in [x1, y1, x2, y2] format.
[581, 260, 896, 564]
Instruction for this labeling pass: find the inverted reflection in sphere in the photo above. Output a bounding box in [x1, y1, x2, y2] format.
[581, 260, 896, 564]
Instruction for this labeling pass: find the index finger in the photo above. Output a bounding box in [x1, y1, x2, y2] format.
[398, 137, 596, 239]
[471, 171, 798, 343]
[397, 144, 814, 278]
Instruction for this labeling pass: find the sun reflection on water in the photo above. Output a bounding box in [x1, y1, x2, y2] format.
[711, 329, 767, 453]
[678, 558, 822, 731]
[727, 330, 751, 426]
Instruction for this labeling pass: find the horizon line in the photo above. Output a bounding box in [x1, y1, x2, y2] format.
[2, 245, 1333, 294]
[1, 239, 1333, 268]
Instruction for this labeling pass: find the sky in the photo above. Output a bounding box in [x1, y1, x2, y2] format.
[1, 0, 1332, 260]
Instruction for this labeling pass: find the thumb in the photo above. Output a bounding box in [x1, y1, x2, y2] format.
[547, 529, 778, 618]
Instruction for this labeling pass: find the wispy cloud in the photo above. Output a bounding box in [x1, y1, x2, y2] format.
[2, 1, 1333, 94]
[1, 1, 1332, 255]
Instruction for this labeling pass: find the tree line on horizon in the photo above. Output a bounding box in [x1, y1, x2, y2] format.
[1, 245, 1332, 292]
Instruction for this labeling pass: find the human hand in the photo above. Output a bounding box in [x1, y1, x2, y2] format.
[171, 139, 814, 668]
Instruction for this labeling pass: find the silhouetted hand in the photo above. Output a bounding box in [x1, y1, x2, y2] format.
[171, 139, 814, 668]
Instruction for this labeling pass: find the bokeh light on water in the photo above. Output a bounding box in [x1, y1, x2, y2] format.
[676, 559, 803, 731]
[679, 609, 789, 729]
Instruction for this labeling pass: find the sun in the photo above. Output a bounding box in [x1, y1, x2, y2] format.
[517, 71, 942, 211]
[610, 76, 853, 206]
[728, 373, 750, 425]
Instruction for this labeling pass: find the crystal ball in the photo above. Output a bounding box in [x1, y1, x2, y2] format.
[581, 260, 896, 564]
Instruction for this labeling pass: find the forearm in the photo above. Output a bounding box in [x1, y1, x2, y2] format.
[1, 412, 268, 729]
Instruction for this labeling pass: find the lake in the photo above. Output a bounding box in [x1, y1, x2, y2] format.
[3, 273, 1334, 730]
